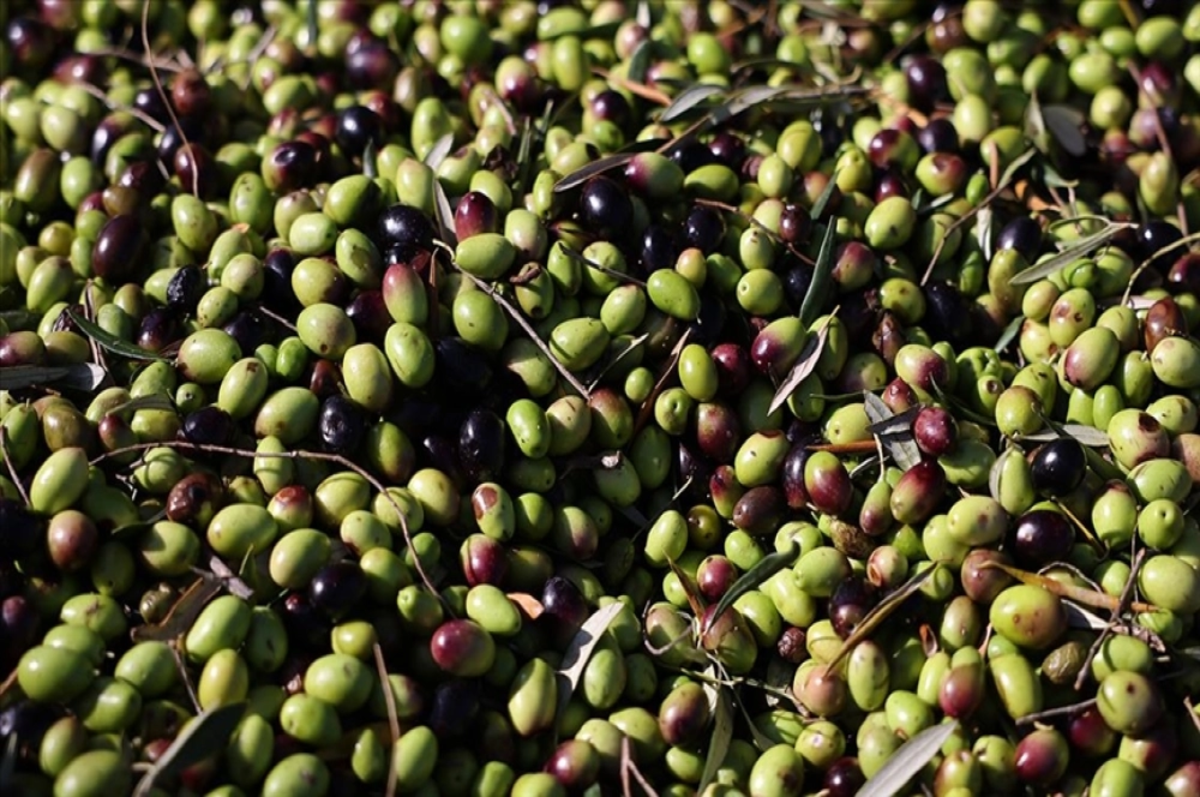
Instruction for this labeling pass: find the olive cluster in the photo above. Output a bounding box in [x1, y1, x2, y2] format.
[4, 1, 1200, 796]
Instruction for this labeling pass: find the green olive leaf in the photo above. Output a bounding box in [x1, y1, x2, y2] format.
[658, 83, 727, 123]
[362, 139, 378, 179]
[553, 153, 637, 193]
[131, 576, 223, 643]
[627, 38, 653, 85]
[1043, 104, 1087, 157]
[133, 702, 246, 797]
[0, 364, 107, 392]
[855, 720, 959, 797]
[66, 308, 171, 362]
[554, 601, 625, 723]
[797, 222, 838, 328]
[705, 541, 800, 637]
[1010, 221, 1137, 285]
[423, 132, 454, 170]
[826, 566, 934, 673]
[1019, 423, 1108, 448]
[768, 310, 836, 416]
[304, 0, 318, 54]
[432, 180, 457, 245]
[698, 675, 734, 793]
[863, 392, 921, 472]
[808, 169, 842, 222]
[993, 314, 1024, 354]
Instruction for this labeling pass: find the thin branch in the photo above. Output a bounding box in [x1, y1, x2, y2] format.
[374, 643, 400, 797]
[1074, 549, 1147, 691]
[1017, 697, 1097, 726]
[445, 254, 593, 400]
[77, 81, 166, 133]
[90, 441, 439, 599]
[0, 426, 30, 507]
[143, 0, 198, 198]
[171, 644, 201, 712]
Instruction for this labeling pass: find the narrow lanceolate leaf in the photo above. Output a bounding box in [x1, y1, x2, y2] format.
[798, 222, 838, 328]
[555, 602, 624, 721]
[856, 721, 960, 797]
[423, 133, 454, 170]
[131, 576, 222, 642]
[133, 702, 246, 797]
[994, 314, 1024, 353]
[433, 181, 457, 245]
[627, 39, 653, 84]
[667, 556, 706, 619]
[658, 84, 726, 123]
[698, 677, 734, 793]
[0, 364, 106, 392]
[1010, 221, 1137, 284]
[67, 308, 171, 362]
[826, 567, 933, 672]
[553, 153, 637, 193]
[768, 312, 836, 416]
[705, 541, 799, 635]
[809, 169, 842, 222]
[996, 147, 1038, 191]
[1019, 423, 1109, 448]
[1064, 601, 1109, 630]
[362, 139, 378, 179]
[1043, 104, 1087, 157]
[863, 392, 922, 472]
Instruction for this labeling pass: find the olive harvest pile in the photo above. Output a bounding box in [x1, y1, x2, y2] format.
[7, 0, 1200, 795]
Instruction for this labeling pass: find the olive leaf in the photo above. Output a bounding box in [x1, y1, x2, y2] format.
[66, 308, 171, 362]
[131, 576, 222, 643]
[975, 205, 994, 262]
[0, 734, 16, 793]
[432, 181, 458, 245]
[1043, 104, 1087, 157]
[627, 38, 653, 85]
[1010, 221, 1137, 285]
[825, 566, 933, 673]
[1064, 601, 1109, 630]
[980, 561, 1159, 614]
[1019, 423, 1109, 448]
[554, 602, 625, 722]
[362, 139, 378, 179]
[863, 392, 922, 472]
[304, 0, 317, 54]
[133, 702, 246, 797]
[993, 314, 1024, 353]
[768, 311, 836, 417]
[0, 364, 107, 392]
[855, 720, 959, 797]
[658, 84, 727, 123]
[667, 556, 706, 619]
[997, 147, 1039, 191]
[797, 222, 838, 328]
[808, 169, 842, 222]
[423, 132, 454, 170]
[553, 153, 638, 193]
[705, 541, 799, 636]
[698, 676, 734, 793]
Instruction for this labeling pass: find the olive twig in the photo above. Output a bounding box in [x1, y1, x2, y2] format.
[171, 644, 202, 713]
[450, 264, 594, 400]
[620, 736, 660, 797]
[1017, 698, 1099, 727]
[373, 643, 400, 797]
[1073, 548, 1147, 691]
[142, 0, 199, 199]
[76, 81, 166, 133]
[88, 440, 441, 601]
[0, 426, 31, 508]
[591, 67, 671, 107]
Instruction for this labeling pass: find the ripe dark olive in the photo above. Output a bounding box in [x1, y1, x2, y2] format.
[669, 140, 718, 173]
[454, 191, 498, 240]
[540, 575, 588, 639]
[318, 395, 368, 455]
[579, 176, 632, 241]
[335, 105, 384, 158]
[429, 678, 480, 739]
[458, 409, 506, 483]
[922, 282, 973, 345]
[308, 561, 368, 619]
[260, 248, 299, 314]
[137, 308, 181, 353]
[904, 55, 949, 112]
[181, 406, 235, 446]
[1012, 509, 1075, 568]
[165, 472, 224, 528]
[92, 214, 149, 283]
[461, 534, 508, 587]
[640, 224, 678, 273]
[912, 406, 958, 456]
[731, 485, 786, 536]
[916, 117, 959, 154]
[166, 264, 206, 314]
[345, 290, 391, 343]
[996, 215, 1043, 264]
[1029, 438, 1086, 497]
[222, 310, 270, 354]
[263, 140, 318, 193]
[777, 626, 807, 664]
[960, 549, 1014, 604]
[683, 205, 725, 254]
[824, 757, 867, 797]
[1139, 221, 1184, 272]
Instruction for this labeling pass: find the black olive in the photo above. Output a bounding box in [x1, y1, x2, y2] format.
[1029, 438, 1086, 497]
[458, 409, 506, 484]
[377, 203, 434, 253]
[579, 175, 632, 241]
[181, 406, 235, 446]
[1012, 509, 1076, 568]
[335, 105, 384, 158]
[308, 561, 368, 619]
[318, 395, 368, 455]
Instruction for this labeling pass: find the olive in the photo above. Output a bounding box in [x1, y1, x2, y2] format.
[1029, 438, 1086, 497]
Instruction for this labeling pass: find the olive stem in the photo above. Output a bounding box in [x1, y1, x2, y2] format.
[89, 440, 441, 602]
[255, 305, 298, 333]
[1016, 697, 1097, 726]
[76, 80, 166, 134]
[620, 736, 660, 797]
[0, 426, 31, 508]
[632, 328, 693, 438]
[1073, 548, 1147, 691]
[590, 66, 672, 107]
[142, 0, 199, 198]
[373, 643, 400, 797]
[171, 644, 202, 713]
[805, 440, 877, 454]
[447, 258, 594, 400]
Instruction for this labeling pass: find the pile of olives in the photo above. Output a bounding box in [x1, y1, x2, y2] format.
[4, 0, 1200, 795]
